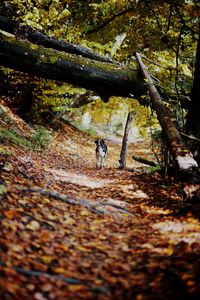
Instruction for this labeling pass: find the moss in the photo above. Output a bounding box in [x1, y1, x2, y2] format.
[0, 145, 11, 156]
[0, 125, 52, 151]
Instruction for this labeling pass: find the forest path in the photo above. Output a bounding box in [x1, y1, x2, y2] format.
[1, 122, 200, 300]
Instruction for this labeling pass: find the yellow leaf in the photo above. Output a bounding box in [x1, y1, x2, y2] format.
[40, 255, 54, 265]
[80, 210, 90, 216]
[77, 245, 90, 252]
[11, 244, 23, 252]
[89, 225, 98, 231]
[99, 234, 107, 240]
[163, 247, 174, 256]
[63, 217, 75, 225]
[43, 198, 50, 204]
[68, 285, 84, 292]
[54, 267, 66, 274]
[47, 214, 57, 221]
[26, 220, 40, 231]
[187, 217, 197, 224]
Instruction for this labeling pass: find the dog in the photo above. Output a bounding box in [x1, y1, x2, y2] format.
[95, 139, 107, 169]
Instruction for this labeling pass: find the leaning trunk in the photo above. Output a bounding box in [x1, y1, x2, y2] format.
[136, 52, 200, 199]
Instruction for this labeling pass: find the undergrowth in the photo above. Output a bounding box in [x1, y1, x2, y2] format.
[0, 125, 52, 151]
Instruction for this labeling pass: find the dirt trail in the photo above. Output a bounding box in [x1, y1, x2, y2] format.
[1, 122, 200, 300]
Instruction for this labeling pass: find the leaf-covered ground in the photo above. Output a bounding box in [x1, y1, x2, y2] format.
[1, 122, 200, 300]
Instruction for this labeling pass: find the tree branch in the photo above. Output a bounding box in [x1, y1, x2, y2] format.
[172, 3, 196, 35]
[85, 7, 134, 34]
[0, 15, 115, 63]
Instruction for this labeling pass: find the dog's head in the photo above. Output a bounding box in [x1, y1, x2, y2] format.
[95, 139, 105, 147]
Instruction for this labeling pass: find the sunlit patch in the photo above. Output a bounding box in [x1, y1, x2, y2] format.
[144, 206, 172, 215]
[153, 220, 200, 245]
[121, 184, 149, 199]
[45, 168, 114, 188]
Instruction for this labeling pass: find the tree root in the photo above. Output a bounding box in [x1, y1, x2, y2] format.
[7, 185, 132, 216]
[0, 260, 109, 293]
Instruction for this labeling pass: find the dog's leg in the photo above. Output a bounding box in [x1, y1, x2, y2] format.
[101, 155, 106, 168]
[96, 156, 101, 169]
[101, 157, 104, 168]
[100, 156, 105, 168]
[100, 157, 103, 169]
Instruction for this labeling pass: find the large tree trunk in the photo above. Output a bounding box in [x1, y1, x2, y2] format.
[0, 33, 145, 101]
[185, 18, 200, 166]
[136, 52, 200, 199]
[186, 18, 200, 138]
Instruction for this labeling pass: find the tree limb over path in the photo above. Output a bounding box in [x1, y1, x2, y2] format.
[0, 31, 145, 101]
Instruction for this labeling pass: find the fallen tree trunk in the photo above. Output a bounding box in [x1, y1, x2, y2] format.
[0, 15, 114, 63]
[136, 52, 200, 199]
[0, 33, 145, 101]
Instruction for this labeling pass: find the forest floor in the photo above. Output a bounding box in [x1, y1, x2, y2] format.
[1, 121, 200, 300]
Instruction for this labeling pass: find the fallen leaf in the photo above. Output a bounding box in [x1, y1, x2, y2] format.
[4, 210, 18, 220]
[80, 210, 90, 216]
[26, 220, 40, 231]
[40, 255, 55, 265]
[54, 267, 67, 274]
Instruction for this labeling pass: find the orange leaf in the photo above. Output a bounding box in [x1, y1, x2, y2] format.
[4, 210, 18, 219]
[40, 231, 51, 242]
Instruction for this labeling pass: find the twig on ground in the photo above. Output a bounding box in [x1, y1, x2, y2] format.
[132, 155, 157, 167]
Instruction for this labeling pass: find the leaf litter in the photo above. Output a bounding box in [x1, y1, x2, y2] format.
[1, 122, 200, 299]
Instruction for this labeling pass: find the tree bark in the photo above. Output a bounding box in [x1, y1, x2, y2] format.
[136, 52, 200, 199]
[119, 111, 135, 169]
[185, 18, 200, 166]
[0, 33, 145, 101]
[186, 18, 200, 137]
[0, 15, 115, 63]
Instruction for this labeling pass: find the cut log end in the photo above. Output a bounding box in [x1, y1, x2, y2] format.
[176, 155, 198, 170]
